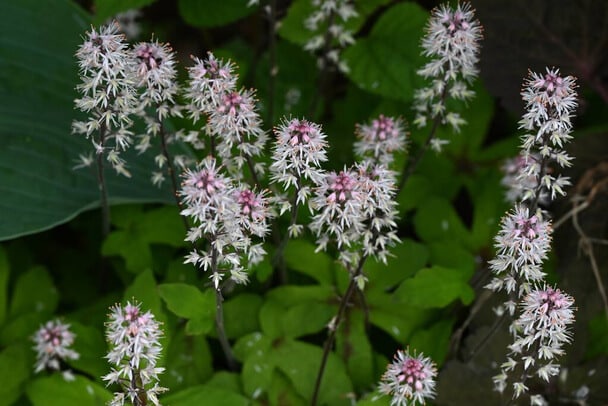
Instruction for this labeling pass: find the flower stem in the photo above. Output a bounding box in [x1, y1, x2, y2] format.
[311, 255, 367, 406]
[96, 124, 111, 238]
[211, 248, 238, 371]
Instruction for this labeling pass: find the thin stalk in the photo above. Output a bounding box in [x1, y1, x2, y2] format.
[311, 255, 367, 406]
[96, 123, 111, 238]
[308, 8, 337, 118]
[396, 83, 450, 195]
[272, 180, 302, 284]
[267, 0, 278, 125]
[210, 248, 238, 370]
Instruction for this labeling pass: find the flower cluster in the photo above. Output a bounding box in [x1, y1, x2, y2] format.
[32, 319, 79, 381]
[486, 205, 552, 304]
[180, 157, 272, 287]
[518, 68, 578, 202]
[304, 0, 357, 73]
[488, 68, 578, 400]
[185, 53, 266, 180]
[270, 118, 328, 235]
[103, 301, 166, 406]
[493, 286, 575, 396]
[501, 153, 547, 204]
[379, 349, 437, 406]
[413, 2, 482, 148]
[354, 115, 408, 165]
[132, 39, 185, 186]
[72, 23, 138, 177]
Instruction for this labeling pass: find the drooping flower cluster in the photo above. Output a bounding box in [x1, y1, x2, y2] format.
[185, 53, 266, 180]
[32, 319, 79, 381]
[413, 2, 482, 149]
[132, 39, 185, 186]
[354, 115, 408, 165]
[103, 301, 166, 406]
[488, 68, 578, 400]
[180, 157, 272, 287]
[72, 23, 138, 177]
[270, 118, 328, 236]
[493, 286, 575, 396]
[304, 0, 357, 73]
[379, 349, 437, 406]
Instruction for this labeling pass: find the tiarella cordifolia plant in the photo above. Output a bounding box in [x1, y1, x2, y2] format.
[413, 2, 482, 151]
[131, 39, 185, 188]
[379, 349, 437, 406]
[73, 23, 137, 178]
[488, 68, 578, 401]
[304, 0, 357, 72]
[354, 115, 408, 166]
[185, 53, 267, 181]
[104, 301, 166, 406]
[32, 319, 79, 381]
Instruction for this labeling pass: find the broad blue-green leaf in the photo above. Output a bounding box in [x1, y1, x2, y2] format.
[0, 246, 9, 325]
[161, 384, 249, 406]
[94, 0, 158, 22]
[178, 0, 257, 28]
[395, 266, 474, 308]
[0, 0, 175, 241]
[10, 266, 58, 317]
[158, 283, 214, 335]
[284, 239, 334, 284]
[0, 343, 31, 405]
[26, 375, 112, 406]
[342, 3, 428, 102]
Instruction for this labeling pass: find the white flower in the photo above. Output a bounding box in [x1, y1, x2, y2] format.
[354, 115, 407, 165]
[32, 319, 79, 379]
[379, 348, 437, 406]
[104, 301, 167, 405]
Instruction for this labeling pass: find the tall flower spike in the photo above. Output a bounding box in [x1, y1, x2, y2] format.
[132, 39, 185, 186]
[72, 23, 138, 177]
[379, 348, 437, 406]
[104, 301, 167, 406]
[304, 0, 357, 73]
[518, 68, 578, 202]
[270, 117, 328, 233]
[413, 2, 482, 147]
[32, 319, 79, 381]
[354, 115, 408, 165]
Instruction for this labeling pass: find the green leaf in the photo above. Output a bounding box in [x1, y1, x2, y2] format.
[26, 375, 112, 406]
[178, 0, 257, 28]
[342, 3, 428, 102]
[267, 370, 307, 405]
[69, 321, 107, 379]
[161, 384, 249, 406]
[222, 294, 263, 339]
[395, 266, 474, 308]
[164, 329, 213, 392]
[0, 0, 175, 241]
[409, 318, 454, 366]
[0, 343, 31, 405]
[586, 314, 608, 359]
[93, 0, 158, 22]
[398, 174, 432, 212]
[123, 269, 163, 321]
[274, 339, 353, 405]
[284, 239, 334, 284]
[0, 246, 9, 325]
[336, 311, 374, 392]
[428, 242, 476, 280]
[366, 239, 429, 292]
[367, 293, 431, 342]
[282, 302, 334, 338]
[158, 283, 214, 335]
[10, 266, 58, 318]
[413, 197, 471, 247]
